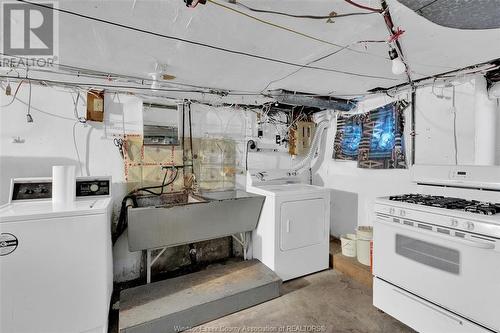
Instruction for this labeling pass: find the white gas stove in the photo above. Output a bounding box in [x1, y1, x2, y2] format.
[373, 165, 500, 333]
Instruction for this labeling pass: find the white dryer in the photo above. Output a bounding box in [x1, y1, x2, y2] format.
[246, 170, 330, 281]
[0, 177, 113, 333]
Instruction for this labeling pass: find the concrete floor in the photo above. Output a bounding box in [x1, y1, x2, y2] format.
[191, 269, 415, 333]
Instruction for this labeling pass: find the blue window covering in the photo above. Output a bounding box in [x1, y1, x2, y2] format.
[341, 121, 362, 157]
[333, 101, 408, 169]
[369, 105, 396, 157]
[333, 116, 362, 161]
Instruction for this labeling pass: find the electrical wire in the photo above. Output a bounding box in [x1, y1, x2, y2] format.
[26, 80, 33, 122]
[16, 0, 395, 81]
[234, 1, 377, 19]
[0, 51, 234, 93]
[380, 1, 413, 85]
[260, 39, 387, 92]
[452, 85, 458, 165]
[0, 74, 390, 99]
[1, 80, 25, 107]
[207, 0, 383, 58]
[72, 122, 84, 176]
[72, 91, 87, 123]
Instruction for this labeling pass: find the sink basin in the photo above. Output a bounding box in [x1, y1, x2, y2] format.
[134, 192, 207, 208]
[127, 190, 265, 252]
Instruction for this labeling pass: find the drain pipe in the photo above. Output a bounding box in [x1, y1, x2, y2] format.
[188, 244, 198, 265]
[474, 75, 498, 165]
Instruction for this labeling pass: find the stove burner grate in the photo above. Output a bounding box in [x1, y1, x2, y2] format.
[389, 194, 500, 215]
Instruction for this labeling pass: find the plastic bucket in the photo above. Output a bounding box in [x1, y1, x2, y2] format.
[356, 226, 373, 266]
[340, 234, 357, 257]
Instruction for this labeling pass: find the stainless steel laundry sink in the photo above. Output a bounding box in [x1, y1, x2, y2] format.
[127, 190, 265, 251]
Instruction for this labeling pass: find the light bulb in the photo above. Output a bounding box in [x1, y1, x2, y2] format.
[391, 57, 406, 75]
[5, 80, 11, 96]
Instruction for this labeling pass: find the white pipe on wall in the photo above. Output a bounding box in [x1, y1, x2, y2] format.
[474, 75, 498, 165]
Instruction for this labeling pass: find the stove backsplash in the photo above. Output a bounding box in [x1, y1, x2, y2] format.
[411, 165, 500, 189]
[405, 165, 500, 202]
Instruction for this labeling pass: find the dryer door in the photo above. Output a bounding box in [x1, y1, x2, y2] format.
[280, 198, 325, 251]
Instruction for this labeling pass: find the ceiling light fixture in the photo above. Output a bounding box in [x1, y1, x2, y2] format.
[149, 62, 176, 91]
[150, 73, 161, 91]
[388, 48, 406, 76]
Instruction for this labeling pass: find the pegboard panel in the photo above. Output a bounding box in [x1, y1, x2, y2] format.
[123, 135, 237, 193]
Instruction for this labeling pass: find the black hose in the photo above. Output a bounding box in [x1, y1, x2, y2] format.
[188, 102, 194, 173]
[112, 168, 178, 244]
[246, 140, 256, 171]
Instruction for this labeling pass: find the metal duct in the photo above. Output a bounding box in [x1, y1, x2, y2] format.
[272, 90, 356, 111]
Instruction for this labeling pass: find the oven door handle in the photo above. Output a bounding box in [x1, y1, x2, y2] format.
[376, 215, 496, 250]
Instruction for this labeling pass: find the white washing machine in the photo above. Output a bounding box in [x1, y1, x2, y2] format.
[0, 177, 113, 333]
[246, 170, 330, 281]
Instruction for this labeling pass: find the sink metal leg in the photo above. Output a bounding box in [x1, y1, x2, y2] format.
[245, 231, 253, 260]
[232, 232, 252, 260]
[146, 247, 168, 284]
[146, 250, 152, 284]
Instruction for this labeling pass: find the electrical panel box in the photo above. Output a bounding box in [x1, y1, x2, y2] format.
[86, 90, 105, 122]
[143, 102, 180, 146]
[143, 125, 179, 145]
[289, 121, 315, 156]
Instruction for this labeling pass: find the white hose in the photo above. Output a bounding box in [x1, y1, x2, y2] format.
[290, 119, 329, 173]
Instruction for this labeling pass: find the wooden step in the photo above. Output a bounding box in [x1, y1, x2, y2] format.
[332, 253, 372, 288]
[330, 238, 372, 288]
[119, 260, 282, 333]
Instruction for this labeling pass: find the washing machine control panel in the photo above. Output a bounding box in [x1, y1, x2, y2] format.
[10, 177, 111, 201]
[11, 181, 52, 201]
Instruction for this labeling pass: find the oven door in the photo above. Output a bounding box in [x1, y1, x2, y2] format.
[374, 214, 500, 332]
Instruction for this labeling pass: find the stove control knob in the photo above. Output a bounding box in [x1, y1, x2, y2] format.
[465, 222, 475, 231]
[450, 218, 458, 227]
[389, 208, 395, 215]
[399, 209, 406, 217]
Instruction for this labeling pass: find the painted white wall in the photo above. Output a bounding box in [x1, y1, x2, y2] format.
[415, 77, 500, 166]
